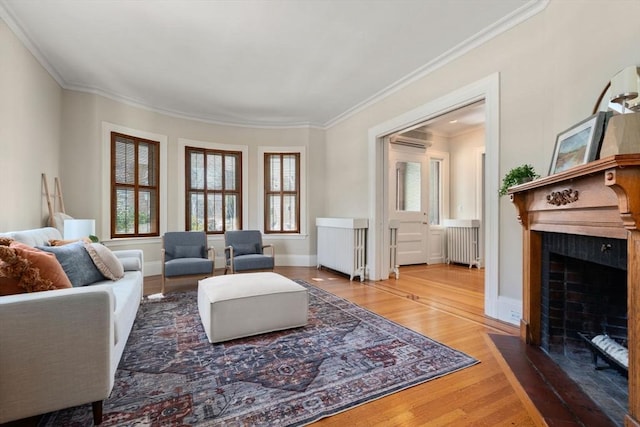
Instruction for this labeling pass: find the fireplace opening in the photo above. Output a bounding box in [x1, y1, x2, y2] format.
[541, 232, 628, 426]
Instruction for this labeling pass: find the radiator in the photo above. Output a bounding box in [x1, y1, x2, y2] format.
[389, 219, 400, 279]
[444, 219, 480, 268]
[316, 218, 368, 281]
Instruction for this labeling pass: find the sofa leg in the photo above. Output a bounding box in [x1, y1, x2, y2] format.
[92, 400, 103, 425]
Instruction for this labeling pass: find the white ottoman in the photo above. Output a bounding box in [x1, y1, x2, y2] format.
[197, 272, 308, 343]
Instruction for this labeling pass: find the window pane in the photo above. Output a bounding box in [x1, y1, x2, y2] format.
[115, 187, 135, 234]
[115, 139, 135, 184]
[283, 155, 296, 191]
[138, 190, 150, 233]
[225, 154, 237, 191]
[396, 161, 421, 212]
[283, 194, 297, 231]
[269, 155, 281, 191]
[138, 143, 156, 186]
[429, 159, 441, 225]
[191, 152, 205, 190]
[225, 194, 239, 230]
[189, 192, 205, 231]
[268, 194, 281, 232]
[207, 153, 222, 190]
[207, 193, 222, 232]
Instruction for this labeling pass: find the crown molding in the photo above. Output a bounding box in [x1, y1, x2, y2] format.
[2, 0, 548, 130]
[323, 0, 549, 129]
[0, 3, 66, 87]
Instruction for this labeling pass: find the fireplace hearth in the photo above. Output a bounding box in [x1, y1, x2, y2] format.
[510, 154, 640, 427]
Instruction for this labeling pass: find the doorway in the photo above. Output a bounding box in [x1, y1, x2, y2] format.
[388, 102, 484, 269]
[367, 73, 500, 319]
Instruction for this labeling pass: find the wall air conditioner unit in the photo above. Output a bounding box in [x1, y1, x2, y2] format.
[389, 129, 433, 149]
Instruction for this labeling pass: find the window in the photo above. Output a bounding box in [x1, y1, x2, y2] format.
[428, 158, 442, 225]
[111, 132, 160, 238]
[264, 153, 300, 233]
[186, 147, 242, 233]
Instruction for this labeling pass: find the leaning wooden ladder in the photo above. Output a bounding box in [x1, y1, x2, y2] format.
[42, 173, 66, 227]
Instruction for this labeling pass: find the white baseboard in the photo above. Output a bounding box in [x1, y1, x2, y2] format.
[496, 296, 522, 326]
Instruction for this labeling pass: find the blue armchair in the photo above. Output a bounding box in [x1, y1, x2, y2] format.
[162, 231, 215, 294]
[224, 230, 274, 274]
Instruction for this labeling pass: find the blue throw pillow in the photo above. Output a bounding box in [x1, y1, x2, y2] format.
[174, 245, 204, 259]
[37, 241, 105, 287]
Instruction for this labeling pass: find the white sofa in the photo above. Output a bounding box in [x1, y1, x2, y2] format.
[0, 227, 144, 425]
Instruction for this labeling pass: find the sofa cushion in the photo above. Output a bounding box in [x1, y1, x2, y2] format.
[48, 237, 90, 247]
[174, 244, 204, 259]
[37, 241, 105, 287]
[232, 243, 260, 256]
[84, 243, 124, 281]
[0, 227, 62, 247]
[0, 241, 72, 295]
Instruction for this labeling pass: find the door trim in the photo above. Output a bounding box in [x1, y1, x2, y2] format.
[367, 73, 500, 319]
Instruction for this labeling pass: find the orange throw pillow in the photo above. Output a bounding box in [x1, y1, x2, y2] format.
[0, 241, 72, 295]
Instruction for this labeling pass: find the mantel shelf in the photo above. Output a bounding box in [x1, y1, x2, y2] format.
[508, 154, 640, 195]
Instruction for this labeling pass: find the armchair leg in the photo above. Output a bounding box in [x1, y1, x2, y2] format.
[161, 275, 165, 294]
[92, 400, 103, 425]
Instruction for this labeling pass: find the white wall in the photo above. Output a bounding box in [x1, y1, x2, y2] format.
[324, 0, 640, 305]
[449, 127, 484, 220]
[3, 0, 640, 304]
[59, 91, 325, 272]
[0, 19, 62, 231]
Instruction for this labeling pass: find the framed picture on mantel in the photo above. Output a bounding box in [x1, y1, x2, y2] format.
[549, 112, 607, 175]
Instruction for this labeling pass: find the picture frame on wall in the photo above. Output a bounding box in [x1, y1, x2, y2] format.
[549, 111, 607, 175]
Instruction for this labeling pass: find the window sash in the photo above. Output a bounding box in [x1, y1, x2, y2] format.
[186, 147, 242, 234]
[264, 153, 300, 233]
[111, 132, 160, 238]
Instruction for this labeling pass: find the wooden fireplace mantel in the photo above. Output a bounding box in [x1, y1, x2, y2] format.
[509, 154, 640, 427]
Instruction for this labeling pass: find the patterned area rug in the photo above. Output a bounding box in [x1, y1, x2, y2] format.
[41, 280, 478, 426]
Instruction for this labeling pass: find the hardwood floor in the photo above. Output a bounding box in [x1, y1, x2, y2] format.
[146, 264, 541, 426]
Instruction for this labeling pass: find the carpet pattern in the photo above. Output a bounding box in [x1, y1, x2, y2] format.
[41, 280, 478, 426]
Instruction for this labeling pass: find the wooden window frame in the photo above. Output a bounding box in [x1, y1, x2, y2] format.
[264, 152, 300, 234]
[110, 132, 160, 238]
[185, 146, 243, 234]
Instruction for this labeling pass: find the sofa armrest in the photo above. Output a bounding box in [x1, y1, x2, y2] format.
[113, 249, 144, 272]
[0, 286, 115, 423]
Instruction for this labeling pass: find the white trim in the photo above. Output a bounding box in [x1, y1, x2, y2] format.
[0, 3, 65, 87]
[101, 122, 168, 240]
[475, 146, 486, 268]
[177, 138, 249, 231]
[257, 146, 307, 236]
[368, 73, 501, 319]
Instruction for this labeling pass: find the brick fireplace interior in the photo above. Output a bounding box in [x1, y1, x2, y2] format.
[541, 232, 628, 425]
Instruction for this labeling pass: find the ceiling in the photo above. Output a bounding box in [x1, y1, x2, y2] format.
[409, 101, 486, 138]
[0, 0, 544, 128]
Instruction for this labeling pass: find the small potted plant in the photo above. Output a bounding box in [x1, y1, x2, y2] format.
[499, 164, 539, 196]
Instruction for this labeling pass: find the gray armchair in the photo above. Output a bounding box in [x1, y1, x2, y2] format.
[224, 230, 274, 274]
[162, 231, 215, 294]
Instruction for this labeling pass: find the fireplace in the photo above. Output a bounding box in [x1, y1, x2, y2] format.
[509, 154, 640, 427]
[541, 233, 628, 424]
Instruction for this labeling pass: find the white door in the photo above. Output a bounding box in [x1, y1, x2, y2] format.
[388, 146, 448, 266]
[389, 147, 429, 265]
